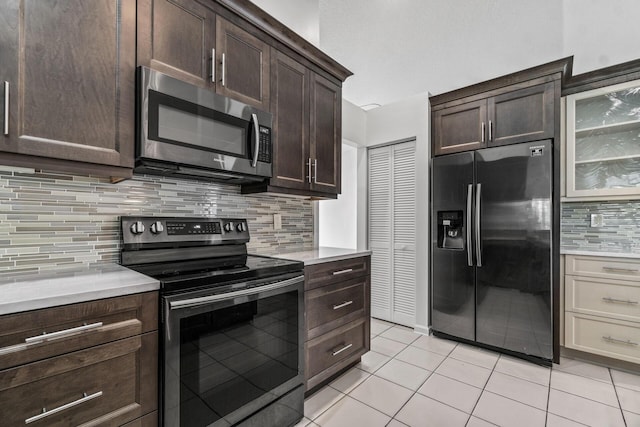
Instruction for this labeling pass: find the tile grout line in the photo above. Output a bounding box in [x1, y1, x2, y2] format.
[465, 351, 500, 427]
[544, 364, 551, 427]
[384, 338, 458, 425]
[609, 367, 628, 427]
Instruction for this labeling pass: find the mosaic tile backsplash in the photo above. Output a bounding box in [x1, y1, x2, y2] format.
[0, 167, 313, 277]
[561, 200, 640, 254]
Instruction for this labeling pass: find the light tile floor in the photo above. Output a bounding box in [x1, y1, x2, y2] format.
[298, 318, 640, 427]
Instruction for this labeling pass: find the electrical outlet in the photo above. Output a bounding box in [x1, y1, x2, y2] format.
[590, 213, 604, 228]
[273, 213, 282, 230]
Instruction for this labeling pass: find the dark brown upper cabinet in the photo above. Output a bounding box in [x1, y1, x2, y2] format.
[488, 82, 555, 148]
[432, 99, 487, 156]
[269, 51, 310, 191]
[433, 81, 556, 156]
[137, 0, 216, 88]
[243, 50, 342, 198]
[310, 73, 341, 195]
[138, 4, 270, 111]
[0, 0, 135, 179]
[215, 16, 270, 111]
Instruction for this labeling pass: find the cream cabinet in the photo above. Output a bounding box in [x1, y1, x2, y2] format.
[566, 79, 640, 199]
[564, 254, 640, 363]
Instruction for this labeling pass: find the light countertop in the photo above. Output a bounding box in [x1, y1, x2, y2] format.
[265, 246, 372, 265]
[0, 264, 160, 315]
[560, 248, 640, 259]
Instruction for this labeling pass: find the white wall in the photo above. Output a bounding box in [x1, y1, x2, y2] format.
[249, 0, 320, 46]
[563, 0, 640, 75]
[363, 94, 431, 333]
[318, 144, 358, 249]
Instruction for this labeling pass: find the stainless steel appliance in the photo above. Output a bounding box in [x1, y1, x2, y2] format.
[431, 140, 554, 362]
[136, 66, 273, 183]
[120, 216, 304, 427]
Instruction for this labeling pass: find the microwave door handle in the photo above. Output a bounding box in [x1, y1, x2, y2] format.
[251, 113, 260, 168]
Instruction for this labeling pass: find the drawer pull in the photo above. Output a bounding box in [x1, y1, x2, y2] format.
[332, 268, 353, 276]
[24, 322, 103, 344]
[331, 343, 353, 356]
[602, 297, 639, 305]
[333, 300, 354, 310]
[602, 266, 639, 274]
[602, 336, 638, 346]
[25, 391, 103, 424]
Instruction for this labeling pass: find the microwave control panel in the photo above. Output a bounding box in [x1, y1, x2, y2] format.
[257, 126, 272, 163]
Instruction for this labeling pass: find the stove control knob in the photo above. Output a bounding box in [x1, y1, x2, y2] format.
[150, 221, 164, 234]
[236, 222, 247, 232]
[130, 221, 145, 235]
[224, 222, 234, 232]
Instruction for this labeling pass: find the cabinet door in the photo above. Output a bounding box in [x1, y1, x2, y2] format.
[310, 73, 341, 194]
[488, 81, 555, 147]
[138, 0, 216, 88]
[0, 0, 135, 169]
[216, 16, 270, 110]
[432, 99, 487, 155]
[269, 50, 310, 190]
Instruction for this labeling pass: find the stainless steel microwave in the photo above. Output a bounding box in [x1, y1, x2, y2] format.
[135, 66, 272, 183]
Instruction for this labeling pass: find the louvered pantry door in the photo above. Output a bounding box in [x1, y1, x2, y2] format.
[368, 141, 417, 327]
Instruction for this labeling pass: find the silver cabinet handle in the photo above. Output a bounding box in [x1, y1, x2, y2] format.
[488, 120, 493, 141]
[170, 275, 304, 310]
[466, 184, 473, 267]
[24, 322, 103, 344]
[221, 53, 226, 86]
[3, 81, 8, 136]
[251, 113, 260, 167]
[333, 301, 353, 310]
[331, 343, 353, 356]
[603, 336, 638, 346]
[313, 159, 318, 183]
[210, 48, 215, 83]
[475, 183, 482, 267]
[307, 158, 312, 183]
[25, 391, 103, 424]
[602, 297, 639, 305]
[603, 266, 639, 273]
[332, 268, 353, 276]
[481, 122, 485, 143]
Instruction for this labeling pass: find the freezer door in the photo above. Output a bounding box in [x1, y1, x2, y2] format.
[475, 140, 552, 360]
[431, 152, 475, 341]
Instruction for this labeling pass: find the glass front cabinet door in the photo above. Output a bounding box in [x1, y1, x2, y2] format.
[566, 79, 640, 199]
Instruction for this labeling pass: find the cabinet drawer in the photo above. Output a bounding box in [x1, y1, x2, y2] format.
[0, 332, 158, 426]
[0, 292, 158, 370]
[305, 256, 370, 290]
[566, 275, 640, 322]
[565, 313, 640, 364]
[307, 277, 368, 338]
[306, 319, 366, 380]
[566, 255, 640, 282]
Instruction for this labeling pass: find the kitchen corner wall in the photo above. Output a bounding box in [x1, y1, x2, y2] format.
[561, 200, 640, 254]
[0, 167, 313, 277]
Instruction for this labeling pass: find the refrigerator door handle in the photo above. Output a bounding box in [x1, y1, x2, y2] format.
[466, 184, 473, 266]
[475, 183, 482, 267]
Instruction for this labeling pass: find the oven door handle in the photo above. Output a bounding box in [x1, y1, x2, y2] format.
[168, 275, 304, 310]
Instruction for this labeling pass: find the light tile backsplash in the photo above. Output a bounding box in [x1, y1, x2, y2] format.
[0, 167, 313, 277]
[561, 201, 640, 254]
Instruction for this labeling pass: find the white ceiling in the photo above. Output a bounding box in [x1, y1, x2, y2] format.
[317, 0, 640, 108]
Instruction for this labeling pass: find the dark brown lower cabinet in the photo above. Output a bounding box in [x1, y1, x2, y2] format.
[304, 256, 371, 393]
[0, 292, 158, 426]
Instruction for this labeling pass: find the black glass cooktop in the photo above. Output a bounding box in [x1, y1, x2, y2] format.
[127, 254, 304, 294]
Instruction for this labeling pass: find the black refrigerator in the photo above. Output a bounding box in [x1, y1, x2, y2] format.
[431, 140, 553, 362]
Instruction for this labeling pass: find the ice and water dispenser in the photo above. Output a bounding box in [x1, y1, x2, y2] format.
[437, 211, 464, 249]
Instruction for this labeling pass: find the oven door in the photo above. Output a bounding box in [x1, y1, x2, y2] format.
[162, 273, 304, 427]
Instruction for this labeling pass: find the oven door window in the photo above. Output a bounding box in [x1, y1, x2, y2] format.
[170, 289, 301, 427]
[148, 90, 250, 158]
